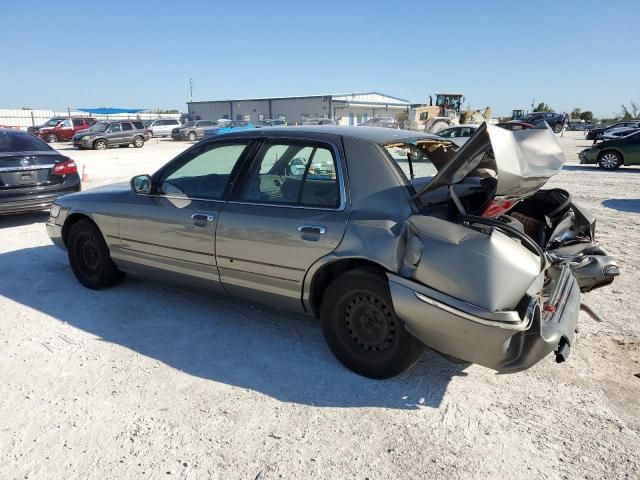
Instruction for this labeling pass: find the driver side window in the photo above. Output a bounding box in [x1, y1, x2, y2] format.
[160, 142, 249, 200]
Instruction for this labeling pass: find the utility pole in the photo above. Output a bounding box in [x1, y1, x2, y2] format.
[189, 78, 194, 103]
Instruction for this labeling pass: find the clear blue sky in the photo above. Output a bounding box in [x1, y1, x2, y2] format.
[1, 0, 638, 118]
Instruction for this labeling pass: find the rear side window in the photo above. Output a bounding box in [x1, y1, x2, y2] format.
[122, 123, 133, 131]
[241, 142, 340, 208]
[132, 121, 144, 129]
[72, 118, 84, 127]
[0, 131, 52, 152]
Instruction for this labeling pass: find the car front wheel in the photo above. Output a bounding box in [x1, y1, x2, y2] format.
[67, 219, 124, 289]
[93, 139, 108, 150]
[46, 134, 59, 143]
[598, 151, 622, 169]
[320, 269, 424, 379]
[133, 136, 144, 148]
[188, 131, 196, 141]
[553, 123, 563, 133]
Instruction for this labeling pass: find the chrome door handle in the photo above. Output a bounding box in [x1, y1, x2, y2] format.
[191, 213, 216, 223]
[298, 225, 326, 235]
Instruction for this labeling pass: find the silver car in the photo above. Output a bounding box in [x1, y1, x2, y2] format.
[47, 124, 618, 379]
[436, 124, 480, 147]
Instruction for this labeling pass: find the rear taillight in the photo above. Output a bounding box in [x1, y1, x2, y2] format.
[53, 159, 78, 175]
[482, 198, 517, 218]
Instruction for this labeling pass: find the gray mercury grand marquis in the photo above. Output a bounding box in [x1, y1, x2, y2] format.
[46, 124, 618, 379]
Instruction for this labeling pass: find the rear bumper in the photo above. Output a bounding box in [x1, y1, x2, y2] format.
[0, 186, 80, 215]
[388, 266, 581, 373]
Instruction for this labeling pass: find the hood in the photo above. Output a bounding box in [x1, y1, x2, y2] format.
[415, 122, 565, 199]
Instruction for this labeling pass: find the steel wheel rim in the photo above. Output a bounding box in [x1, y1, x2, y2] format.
[601, 153, 618, 168]
[344, 292, 396, 353]
[77, 234, 100, 277]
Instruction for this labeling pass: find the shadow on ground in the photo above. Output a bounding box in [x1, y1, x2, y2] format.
[563, 165, 640, 173]
[0, 245, 467, 410]
[0, 211, 49, 229]
[602, 199, 640, 213]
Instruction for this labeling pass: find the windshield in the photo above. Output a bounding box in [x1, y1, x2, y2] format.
[183, 121, 196, 127]
[89, 122, 109, 133]
[383, 139, 456, 181]
[46, 118, 62, 126]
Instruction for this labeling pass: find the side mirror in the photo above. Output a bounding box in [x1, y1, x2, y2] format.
[131, 174, 152, 194]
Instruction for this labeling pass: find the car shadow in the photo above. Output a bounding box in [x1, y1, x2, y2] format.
[0, 211, 49, 229]
[562, 165, 640, 173]
[602, 199, 640, 213]
[0, 245, 467, 410]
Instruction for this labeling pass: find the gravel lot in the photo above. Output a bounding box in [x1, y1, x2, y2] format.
[1, 132, 638, 479]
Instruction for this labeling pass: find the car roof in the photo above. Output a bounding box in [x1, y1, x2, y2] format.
[217, 125, 439, 145]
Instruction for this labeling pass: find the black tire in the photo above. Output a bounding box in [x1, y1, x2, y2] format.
[46, 134, 58, 143]
[553, 123, 563, 133]
[598, 150, 622, 169]
[188, 131, 196, 141]
[67, 219, 124, 289]
[133, 135, 144, 148]
[320, 269, 424, 379]
[93, 139, 108, 150]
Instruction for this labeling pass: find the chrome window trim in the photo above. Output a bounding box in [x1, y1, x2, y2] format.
[136, 193, 226, 204]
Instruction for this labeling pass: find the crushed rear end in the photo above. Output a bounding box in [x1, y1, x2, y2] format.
[387, 123, 618, 372]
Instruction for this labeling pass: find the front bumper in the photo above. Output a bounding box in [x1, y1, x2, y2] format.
[579, 149, 598, 164]
[388, 266, 581, 373]
[45, 206, 69, 250]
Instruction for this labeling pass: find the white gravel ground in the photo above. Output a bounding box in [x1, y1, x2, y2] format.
[0, 132, 638, 479]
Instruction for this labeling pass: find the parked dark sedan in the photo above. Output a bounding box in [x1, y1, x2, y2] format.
[0, 128, 80, 215]
[586, 121, 640, 141]
[579, 129, 640, 169]
[47, 125, 617, 379]
[514, 112, 566, 133]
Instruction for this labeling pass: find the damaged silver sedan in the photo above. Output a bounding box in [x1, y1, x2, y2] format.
[46, 124, 618, 378]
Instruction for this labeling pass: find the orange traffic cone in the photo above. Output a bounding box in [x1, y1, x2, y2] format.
[81, 163, 90, 183]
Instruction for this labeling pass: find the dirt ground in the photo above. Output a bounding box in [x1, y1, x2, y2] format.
[0, 131, 638, 479]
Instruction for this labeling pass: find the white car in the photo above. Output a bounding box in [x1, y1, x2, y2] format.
[436, 124, 480, 147]
[147, 119, 182, 137]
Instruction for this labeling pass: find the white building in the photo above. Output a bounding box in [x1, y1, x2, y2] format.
[187, 92, 411, 126]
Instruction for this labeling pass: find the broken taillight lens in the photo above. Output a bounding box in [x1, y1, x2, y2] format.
[482, 198, 516, 218]
[53, 159, 77, 175]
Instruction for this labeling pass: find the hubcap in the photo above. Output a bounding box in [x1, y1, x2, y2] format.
[345, 293, 396, 352]
[135, 138, 143, 146]
[97, 141, 106, 150]
[601, 153, 618, 168]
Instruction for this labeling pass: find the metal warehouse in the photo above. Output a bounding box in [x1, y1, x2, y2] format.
[187, 92, 411, 126]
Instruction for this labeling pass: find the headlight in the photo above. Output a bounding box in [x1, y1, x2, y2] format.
[50, 204, 61, 218]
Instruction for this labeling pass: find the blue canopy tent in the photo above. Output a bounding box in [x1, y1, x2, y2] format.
[77, 108, 146, 115]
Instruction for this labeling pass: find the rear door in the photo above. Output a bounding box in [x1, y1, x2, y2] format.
[117, 139, 254, 290]
[216, 136, 349, 311]
[624, 132, 640, 164]
[57, 119, 75, 140]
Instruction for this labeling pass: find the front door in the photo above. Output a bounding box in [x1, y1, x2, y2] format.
[216, 138, 349, 311]
[105, 123, 125, 145]
[117, 140, 253, 290]
[624, 132, 640, 164]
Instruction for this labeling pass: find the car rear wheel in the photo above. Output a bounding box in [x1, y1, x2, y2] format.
[188, 131, 196, 141]
[94, 139, 108, 150]
[598, 151, 622, 169]
[67, 219, 124, 289]
[320, 269, 424, 379]
[46, 134, 59, 143]
[133, 136, 144, 148]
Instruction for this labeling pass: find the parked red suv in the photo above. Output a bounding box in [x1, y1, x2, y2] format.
[37, 117, 97, 143]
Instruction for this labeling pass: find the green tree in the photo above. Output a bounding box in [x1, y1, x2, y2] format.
[534, 102, 553, 112]
[570, 108, 582, 119]
[579, 111, 593, 122]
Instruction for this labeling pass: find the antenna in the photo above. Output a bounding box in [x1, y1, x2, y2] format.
[189, 78, 194, 102]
